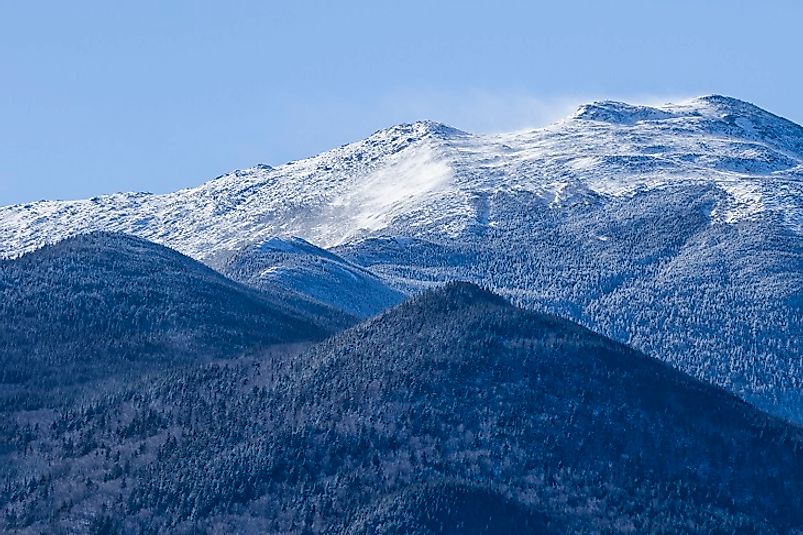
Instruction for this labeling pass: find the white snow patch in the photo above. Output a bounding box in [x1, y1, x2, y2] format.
[259, 266, 286, 277]
[586, 178, 640, 198]
[568, 157, 598, 171]
[549, 182, 568, 207]
[715, 181, 764, 223]
[330, 143, 453, 242]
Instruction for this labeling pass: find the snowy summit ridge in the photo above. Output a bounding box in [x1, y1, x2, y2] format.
[1, 94, 801, 261]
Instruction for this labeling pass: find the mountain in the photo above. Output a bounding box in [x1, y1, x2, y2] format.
[1, 95, 802, 421]
[2, 97, 801, 260]
[0, 232, 351, 409]
[3, 283, 801, 533]
[219, 236, 404, 318]
[0, 120, 469, 261]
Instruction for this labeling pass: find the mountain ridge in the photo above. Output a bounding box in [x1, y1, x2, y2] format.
[3, 93, 800, 259]
[5, 282, 800, 532]
[1, 95, 802, 421]
[220, 236, 404, 318]
[0, 231, 351, 407]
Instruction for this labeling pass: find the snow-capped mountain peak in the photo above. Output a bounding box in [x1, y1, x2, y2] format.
[572, 100, 678, 124]
[1, 95, 801, 261]
[571, 95, 803, 158]
[366, 120, 468, 142]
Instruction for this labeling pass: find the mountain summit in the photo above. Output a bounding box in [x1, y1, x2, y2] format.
[572, 95, 803, 157]
[2, 94, 800, 259]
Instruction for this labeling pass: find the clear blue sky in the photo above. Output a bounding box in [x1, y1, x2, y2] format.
[2, 0, 801, 205]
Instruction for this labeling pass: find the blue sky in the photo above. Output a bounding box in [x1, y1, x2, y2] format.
[2, 0, 801, 205]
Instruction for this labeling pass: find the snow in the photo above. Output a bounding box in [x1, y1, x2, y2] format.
[329, 142, 453, 244]
[258, 236, 304, 253]
[1, 96, 802, 260]
[714, 181, 765, 223]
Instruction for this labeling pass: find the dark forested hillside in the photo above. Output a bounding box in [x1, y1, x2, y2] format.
[0, 233, 352, 408]
[3, 282, 801, 533]
[340, 482, 552, 535]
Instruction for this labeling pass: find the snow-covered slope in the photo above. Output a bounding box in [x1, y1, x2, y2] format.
[0, 121, 466, 261]
[2, 95, 802, 422]
[220, 236, 404, 318]
[1, 96, 802, 260]
[0, 232, 350, 394]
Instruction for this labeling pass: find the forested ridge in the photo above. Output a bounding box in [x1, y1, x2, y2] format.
[2, 281, 801, 533]
[0, 232, 351, 411]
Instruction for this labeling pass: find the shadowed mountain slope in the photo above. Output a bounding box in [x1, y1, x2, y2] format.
[0, 232, 352, 405]
[4, 283, 800, 533]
